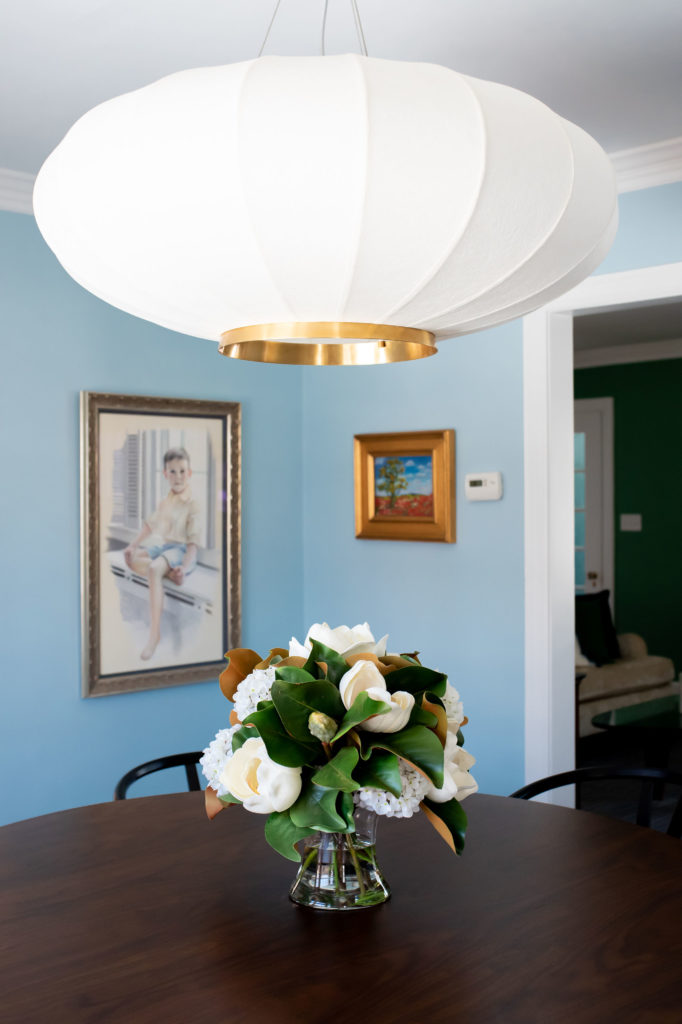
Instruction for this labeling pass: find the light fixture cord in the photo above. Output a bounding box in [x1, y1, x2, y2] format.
[321, 0, 329, 55]
[350, 0, 368, 56]
[259, 0, 368, 59]
[258, 0, 283, 57]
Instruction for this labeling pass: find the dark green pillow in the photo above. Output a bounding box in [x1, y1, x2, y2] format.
[575, 591, 620, 666]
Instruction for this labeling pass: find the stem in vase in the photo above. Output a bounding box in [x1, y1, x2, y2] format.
[345, 833, 366, 896]
[300, 847, 317, 874]
[333, 843, 341, 893]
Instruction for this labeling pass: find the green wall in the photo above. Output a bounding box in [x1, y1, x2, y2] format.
[574, 358, 682, 674]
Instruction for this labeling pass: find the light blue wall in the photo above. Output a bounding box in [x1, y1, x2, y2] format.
[596, 182, 682, 274]
[301, 326, 526, 797]
[0, 211, 304, 824]
[2, 180, 681, 823]
[298, 180, 682, 799]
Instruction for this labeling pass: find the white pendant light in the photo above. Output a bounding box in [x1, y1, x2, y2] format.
[33, 20, 617, 366]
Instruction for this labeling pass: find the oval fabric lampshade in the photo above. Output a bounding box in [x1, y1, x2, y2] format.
[33, 55, 618, 365]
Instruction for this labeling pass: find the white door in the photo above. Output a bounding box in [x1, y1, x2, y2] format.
[573, 398, 614, 600]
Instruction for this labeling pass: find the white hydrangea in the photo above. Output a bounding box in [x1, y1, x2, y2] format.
[441, 681, 465, 731]
[233, 667, 276, 723]
[200, 725, 241, 798]
[354, 759, 429, 818]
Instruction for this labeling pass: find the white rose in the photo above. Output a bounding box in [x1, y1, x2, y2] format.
[339, 659, 387, 708]
[360, 689, 415, 733]
[339, 661, 415, 734]
[220, 737, 302, 814]
[424, 732, 478, 804]
[289, 622, 388, 659]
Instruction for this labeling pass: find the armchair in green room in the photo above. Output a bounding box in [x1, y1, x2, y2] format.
[577, 632, 676, 737]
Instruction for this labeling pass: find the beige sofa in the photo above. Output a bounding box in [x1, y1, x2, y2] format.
[577, 633, 676, 738]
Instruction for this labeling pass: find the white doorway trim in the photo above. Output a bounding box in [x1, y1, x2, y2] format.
[523, 261, 682, 787]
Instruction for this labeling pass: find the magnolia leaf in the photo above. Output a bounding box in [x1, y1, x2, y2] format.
[231, 725, 256, 752]
[204, 786, 241, 819]
[274, 666, 317, 685]
[345, 652, 396, 677]
[271, 679, 345, 742]
[332, 691, 392, 744]
[264, 810, 311, 862]
[229, 709, 240, 726]
[352, 749, 402, 797]
[219, 648, 262, 701]
[400, 651, 422, 665]
[255, 648, 289, 670]
[243, 705, 321, 767]
[383, 665, 447, 699]
[379, 655, 415, 670]
[204, 786, 226, 820]
[422, 694, 448, 745]
[421, 797, 468, 855]
[312, 747, 360, 792]
[303, 640, 350, 686]
[360, 725, 445, 788]
[408, 705, 439, 730]
[420, 802, 455, 852]
[347, 729, 362, 753]
[290, 781, 350, 833]
[273, 656, 308, 670]
[339, 791, 356, 831]
[457, 728, 465, 746]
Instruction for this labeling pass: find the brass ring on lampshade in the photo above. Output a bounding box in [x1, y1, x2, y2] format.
[218, 322, 437, 365]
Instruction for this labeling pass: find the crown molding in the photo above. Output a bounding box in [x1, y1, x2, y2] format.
[574, 337, 682, 369]
[609, 136, 682, 194]
[0, 168, 35, 214]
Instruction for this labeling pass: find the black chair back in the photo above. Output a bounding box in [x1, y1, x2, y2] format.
[510, 766, 682, 838]
[114, 751, 204, 800]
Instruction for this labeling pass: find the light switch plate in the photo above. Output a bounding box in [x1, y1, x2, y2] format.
[620, 513, 642, 532]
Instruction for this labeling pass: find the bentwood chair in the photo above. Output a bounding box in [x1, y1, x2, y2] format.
[114, 752, 204, 800]
[510, 766, 682, 837]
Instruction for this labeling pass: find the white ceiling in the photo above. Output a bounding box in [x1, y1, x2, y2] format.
[1, 0, 682, 175]
[574, 299, 682, 351]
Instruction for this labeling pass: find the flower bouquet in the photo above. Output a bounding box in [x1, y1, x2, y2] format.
[201, 622, 477, 910]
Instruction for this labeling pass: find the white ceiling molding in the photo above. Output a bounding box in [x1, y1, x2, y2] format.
[609, 136, 682, 194]
[2, 137, 682, 216]
[574, 337, 682, 368]
[0, 168, 35, 214]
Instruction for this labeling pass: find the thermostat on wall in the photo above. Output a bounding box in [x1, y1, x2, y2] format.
[465, 472, 503, 501]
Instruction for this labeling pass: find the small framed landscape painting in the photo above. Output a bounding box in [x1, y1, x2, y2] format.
[354, 430, 455, 542]
[80, 392, 241, 697]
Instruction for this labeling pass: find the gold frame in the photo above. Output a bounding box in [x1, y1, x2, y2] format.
[354, 430, 455, 543]
[80, 392, 241, 697]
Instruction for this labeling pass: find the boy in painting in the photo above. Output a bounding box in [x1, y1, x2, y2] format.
[123, 447, 199, 660]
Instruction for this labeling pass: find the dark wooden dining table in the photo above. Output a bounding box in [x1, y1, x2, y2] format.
[2, 792, 681, 1023]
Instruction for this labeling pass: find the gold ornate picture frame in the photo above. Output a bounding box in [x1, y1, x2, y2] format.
[81, 392, 241, 697]
[354, 430, 455, 543]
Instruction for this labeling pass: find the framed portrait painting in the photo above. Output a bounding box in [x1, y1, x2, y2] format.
[354, 430, 455, 543]
[81, 392, 241, 697]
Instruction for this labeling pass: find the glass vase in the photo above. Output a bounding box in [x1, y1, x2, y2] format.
[289, 805, 390, 911]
